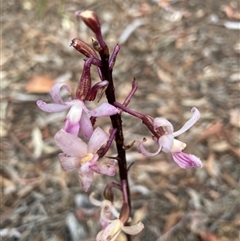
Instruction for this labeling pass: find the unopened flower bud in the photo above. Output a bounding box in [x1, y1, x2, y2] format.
[76, 10, 101, 36]
[71, 38, 98, 58]
[76, 10, 108, 52]
[76, 58, 92, 100]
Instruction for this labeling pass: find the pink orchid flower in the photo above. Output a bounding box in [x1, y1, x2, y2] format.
[37, 82, 119, 138]
[89, 193, 120, 228]
[139, 107, 202, 169]
[54, 127, 117, 192]
[96, 200, 144, 241]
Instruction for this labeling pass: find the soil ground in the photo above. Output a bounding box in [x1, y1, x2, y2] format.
[1, 0, 240, 240]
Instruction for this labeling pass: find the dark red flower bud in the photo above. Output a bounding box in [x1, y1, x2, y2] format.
[76, 10, 101, 36]
[76, 10, 108, 53]
[71, 38, 98, 58]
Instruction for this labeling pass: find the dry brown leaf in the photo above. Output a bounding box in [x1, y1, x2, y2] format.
[199, 231, 221, 241]
[222, 5, 240, 20]
[157, 68, 174, 84]
[204, 152, 220, 178]
[163, 191, 179, 205]
[158, 58, 177, 74]
[229, 108, 240, 128]
[222, 171, 238, 188]
[162, 211, 183, 234]
[211, 141, 229, 152]
[25, 75, 55, 93]
[229, 146, 240, 158]
[132, 203, 148, 224]
[1, 175, 17, 194]
[158, 0, 172, 9]
[136, 160, 177, 174]
[197, 121, 223, 142]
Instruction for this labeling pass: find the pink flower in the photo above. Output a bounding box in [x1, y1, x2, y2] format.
[37, 83, 119, 138]
[96, 200, 144, 241]
[96, 219, 144, 241]
[89, 193, 119, 228]
[139, 107, 202, 169]
[54, 127, 117, 192]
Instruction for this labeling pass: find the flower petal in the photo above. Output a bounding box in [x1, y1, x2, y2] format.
[78, 167, 94, 192]
[36, 100, 71, 113]
[173, 107, 200, 137]
[50, 82, 72, 104]
[80, 111, 94, 139]
[54, 129, 87, 157]
[64, 101, 84, 135]
[172, 151, 203, 169]
[154, 118, 174, 134]
[88, 103, 119, 117]
[87, 127, 109, 153]
[158, 134, 174, 153]
[89, 192, 103, 206]
[121, 222, 144, 235]
[138, 138, 162, 157]
[99, 200, 120, 227]
[96, 220, 121, 241]
[90, 160, 116, 176]
[64, 118, 80, 136]
[58, 153, 80, 171]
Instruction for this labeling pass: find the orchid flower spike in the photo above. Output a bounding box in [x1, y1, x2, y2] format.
[96, 201, 144, 241]
[54, 127, 117, 192]
[36, 83, 119, 138]
[139, 107, 203, 169]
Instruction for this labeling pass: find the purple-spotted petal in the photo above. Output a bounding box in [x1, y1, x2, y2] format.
[138, 138, 162, 157]
[89, 103, 119, 117]
[80, 111, 94, 139]
[154, 118, 174, 134]
[58, 153, 80, 171]
[158, 134, 174, 153]
[87, 127, 109, 153]
[173, 107, 200, 137]
[54, 129, 87, 157]
[36, 100, 71, 113]
[172, 151, 203, 169]
[50, 82, 72, 104]
[78, 168, 94, 192]
[90, 160, 116, 176]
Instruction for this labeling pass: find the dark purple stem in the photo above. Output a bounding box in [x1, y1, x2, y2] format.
[98, 47, 132, 216]
[114, 101, 164, 137]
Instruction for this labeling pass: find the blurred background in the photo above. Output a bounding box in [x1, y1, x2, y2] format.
[1, 0, 240, 240]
